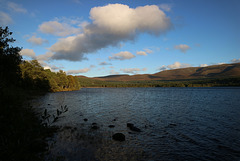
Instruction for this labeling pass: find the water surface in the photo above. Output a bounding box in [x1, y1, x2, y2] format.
[32, 87, 240, 161]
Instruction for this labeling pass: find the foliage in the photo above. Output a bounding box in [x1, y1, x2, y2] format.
[0, 27, 78, 161]
[78, 76, 240, 88]
[20, 60, 81, 92]
[0, 26, 22, 88]
[0, 87, 57, 161]
[20, 60, 50, 90]
[41, 105, 68, 126]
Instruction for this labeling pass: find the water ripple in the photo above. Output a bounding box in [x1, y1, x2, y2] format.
[32, 87, 240, 161]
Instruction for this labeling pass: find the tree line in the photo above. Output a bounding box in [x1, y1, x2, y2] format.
[20, 60, 80, 92]
[78, 76, 240, 88]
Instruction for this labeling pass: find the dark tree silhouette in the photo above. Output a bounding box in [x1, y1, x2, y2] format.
[0, 26, 22, 88]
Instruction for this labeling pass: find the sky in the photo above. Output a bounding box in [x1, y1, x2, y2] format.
[0, 0, 239, 77]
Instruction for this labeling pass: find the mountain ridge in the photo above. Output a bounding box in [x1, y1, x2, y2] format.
[92, 63, 240, 81]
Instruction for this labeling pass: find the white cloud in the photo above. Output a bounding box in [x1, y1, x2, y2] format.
[174, 44, 191, 53]
[27, 35, 48, 45]
[144, 48, 153, 54]
[90, 4, 171, 35]
[136, 51, 147, 56]
[136, 48, 153, 56]
[231, 58, 240, 63]
[99, 61, 112, 65]
[20, 49, 36, 59]
[159, 4, 172, 12]
[157, 62, 191, 71]
[8, 2, 27, 13]
[39, 21, 81, 37]
[109, 51, 135, 60]
[158, 65, 167, 71]
[200, 64, 208, 67]
[67, 68, 90, 74]
[0, 11, 13, 25]
[49, 4, 173, 61]
[36, 52, 54, 62]
[120, 68, 147, 74]
[167, 62, 191, 69]
[43, 63, 62, 72]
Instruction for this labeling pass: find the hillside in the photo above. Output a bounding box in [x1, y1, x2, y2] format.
[94, 63, 240, 81]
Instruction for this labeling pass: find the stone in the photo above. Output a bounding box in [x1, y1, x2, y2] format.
[112, 133, 125, 141]
[108, 125, 115, 128]
[91, 125, 99, 130]
[83, 118, 88, 121]
[127, 123, 141, 132]
[130, 126, 141, 132]
[127, 123, 134, 128]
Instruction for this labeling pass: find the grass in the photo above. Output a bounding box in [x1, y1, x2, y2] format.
[0, 87, 57, 161]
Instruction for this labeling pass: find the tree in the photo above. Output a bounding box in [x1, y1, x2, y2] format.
[20, 60, 50, 90]
[57, 70, 68, 90]
[0, 26, 22, 88]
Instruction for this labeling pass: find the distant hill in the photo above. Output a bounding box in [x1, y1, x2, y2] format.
[94, 63, 240, 81]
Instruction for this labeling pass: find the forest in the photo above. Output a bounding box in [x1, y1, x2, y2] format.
[78, 76, 240, 88]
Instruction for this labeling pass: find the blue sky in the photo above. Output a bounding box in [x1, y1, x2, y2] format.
[1, 0, 239, 77]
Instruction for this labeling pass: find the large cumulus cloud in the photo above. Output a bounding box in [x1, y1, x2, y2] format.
[49, 4, 173, 61]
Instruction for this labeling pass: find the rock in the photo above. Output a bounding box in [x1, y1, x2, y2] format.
[127, 123, 141, 132]
[91, 125, 99, 130]
[83, 118, 88, 121]
[127, 123, 134, 128]
[167, 123, 177, 128]
[92, 123, 97, 125]
[169, 123, 177, 126]
[108, 125, 115, 128]
[130, 126, 141, 132]
[112, 133, 125, 141]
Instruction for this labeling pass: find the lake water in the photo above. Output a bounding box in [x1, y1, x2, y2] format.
[31, 87, 240, 161]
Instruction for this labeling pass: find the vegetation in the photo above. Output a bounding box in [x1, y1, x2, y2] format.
[0, 26, 78, 161]
[0, 26, 22, 88]
[0, 26, 80, 93]
[0, 89, 57, 161]
[78, 76, 240, 88]
[20, 60, 80, 92]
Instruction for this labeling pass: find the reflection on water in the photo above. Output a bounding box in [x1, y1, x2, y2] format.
[32, 87, 240, 161]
